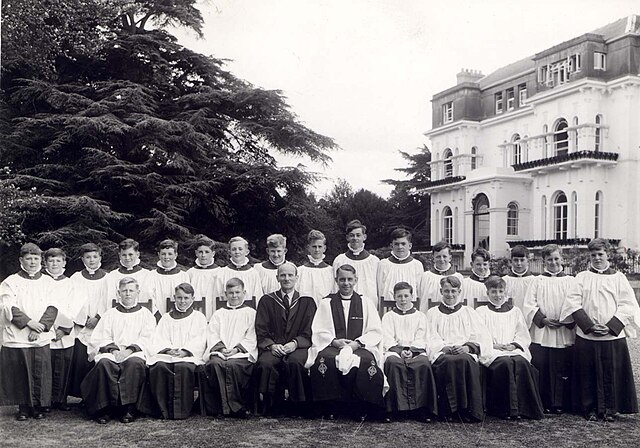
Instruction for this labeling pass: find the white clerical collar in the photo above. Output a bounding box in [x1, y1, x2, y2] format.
[84, 263, 102, 275]
[392, 252, 411, 262]
[442, 300, 459, 310]
[230, 257, 249, 268]
[544, 268, 562, 276]
[157, 260, 178, 271]
[227, 302, 244, 309]
[45, 268, 65, 280]
[472, 269, 489, 280]
[195, 258, 215, 268]
[511, 268, 528, 277]
[120, 300, 138, 310]
[21, 265, 41, 277]
[489, 299, 506, 309]
[348, 243, 365, 256]
[307, 254, 325, 265]
[269, 258, 286, 267]
[340, 293, 353, 301]
[434, 263, 452, 273]
[175, 303, 193, 313]
[591, 262, 610, 274]
[120, 259, 141, 270]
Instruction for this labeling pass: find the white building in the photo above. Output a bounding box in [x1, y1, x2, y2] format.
[423, 15, 640, 267]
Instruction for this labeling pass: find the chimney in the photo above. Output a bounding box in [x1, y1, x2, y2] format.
[456, 68, 484, 85]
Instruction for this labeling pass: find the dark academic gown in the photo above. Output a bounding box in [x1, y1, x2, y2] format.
[255, 290, 316, 408]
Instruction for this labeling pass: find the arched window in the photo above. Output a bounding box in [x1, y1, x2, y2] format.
[542, 124, 549, 158]
[473, 194, 490, 249]
[554, 119, 569, 156]
[573, 116, 579, 150]
[542, 195, 547, 238]
[512, 134, 522, 165]
[571, 191, 578, 237]
[595, 115, 602, 151]
[594, 191, 603, 237]
[443, 207, 453, 243]
[507, 202, 519, 236]
[471, 146, 477, 170]
[443, 148, 453, 178]
[553, 192, 568, 239]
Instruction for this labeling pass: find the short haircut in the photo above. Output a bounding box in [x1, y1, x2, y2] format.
[118, 276, 139, 289]
[228, 236, 249, 248]
[277, 261, 298, 276]
[195, 236, 215, 250]
[119, 238, 139, 252]
[471, 247, 491, 262]
[266, 234, 286, 249]
[345, 219, 366, 234]
[510, 245, 529, 258]
[432, 240, 451, 254]
[440, 275, 462, 289]
[587, 238, 611, 252]
[158, 239, 178, 252]
[79, 243, 102, 256]
[307, 229, 326, 244]
[485, 275, 506, 290]
[336, 264, 357, 276]
[44, 247, 66, 261]
[226, 277, 245, 289]
[541, 244, 561, 259]
[391, 228, 412, 242]
[20, 243, 42, 257]
[175, 283, 195, 296]
[393, 281, 413, 294]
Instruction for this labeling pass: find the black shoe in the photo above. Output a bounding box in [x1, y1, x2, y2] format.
[53, 402, 72, 411]
[552, 407, 563, 414]
[41, 407, 51, 413]
[585, 412, 597, 421]
[604, 414, 616, 422]
[383, 413, 393, 423]
[234, 409, 251, 419]
[33, 410, 46, 420]
[16, 411, 29, 421]
[95, 415, 110, 424]
[120, 412, 135, 423]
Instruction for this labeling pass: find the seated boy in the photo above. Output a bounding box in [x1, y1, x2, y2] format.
[69, 243, 110, 399]
[560, 238, 640, 421]
[254, 234, 290, 295]
[502, 245, 536, 313]
[462, 248, 492, 306]
[201, 278, 258, 418]
[425, 275, 490, 422]
[381, 282, 437, 423]
[377, 228, 424, 310]
[216, 237, 263, 306]
[476, 276, 544, 420]
[0, 243, 57, 420]
[418, 241, 464, 312]
[148, 239, 190, 316]
[80, 277, 156, 424]
[522, 244, 575, 414]
[140, 283, 207, 419]
[296, 230, 334, 307]
[106, 238, 152, 311]
[187, 236, 221, 320]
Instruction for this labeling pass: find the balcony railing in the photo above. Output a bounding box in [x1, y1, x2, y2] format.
[506, 238, 620, 248]
[418, 175, 466, 189]
[512, 150, 618, 172]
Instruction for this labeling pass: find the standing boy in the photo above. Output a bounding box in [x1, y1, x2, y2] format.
[418, 241, 464, 312]
[148, 239, 190, 316]
[462, 248, 492, 306]
[187, 236, 220, 320]
[503, 245, 536, 313]
[296, 230, 334, 307]
[254, 234, 290, 295]
[216, 237, 263, 306]
[107, 239, 151, 310]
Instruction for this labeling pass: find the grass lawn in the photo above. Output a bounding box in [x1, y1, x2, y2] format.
[2, 339, 640, 448]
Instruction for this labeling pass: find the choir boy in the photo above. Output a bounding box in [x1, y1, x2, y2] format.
[306, 264, 385, 420]
[141, 283, 207, 419]
[201, 278, 258, 418]
[216, 237, 263, 306]
[476, 276, 544, 420]
[560, 238, 640, 421]
[381, 282, 437, 423]
[255, 262, 316, 415]
[376, 228, 424, 308]
[425, 275, 490, 422]
[186, 236, 221, 320]
[106, 239, 151, 310]
[254, 234, 290, 295]
[462, 247, 492, 306]
[0, 243, 57, 420]
[502, 245, 536, 313]
[418, 241, 464, 312]
[332, 220, 380, 309]
[80, 277, 156, 424]
[148, 239, 190, 316]
[296, 230, 334, 307]
[522, 244, 575, 414]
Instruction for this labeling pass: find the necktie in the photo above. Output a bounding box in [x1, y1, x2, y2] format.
[283, 294, 290, 307]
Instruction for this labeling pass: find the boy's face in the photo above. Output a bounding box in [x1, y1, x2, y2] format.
[229, 241, 249, 262]
[544, 251, 563, 273]
[440, 284, 461, 306]
[511, 256, 528, 273]
[472, 257, 490, 276]
[335, 269, 357, 296]
[487, 286, 507, 306]
[394, 288, 413, 309]
[391, 237, 412, 258]
[158, 248, 177, 268]
[45, 256, 66, 275]
[590, 248, 609, 270]
[277, 264, 297, 293]
[118, 282, 140, 307]
[195, 245, 214, 265]
[119, 247, 140, 268]
[307, 239, 326, 260]
[82, 251, 102, 270]
[225, 285, 245, 306]
[20, 254, 42, 274]
[267, 246, 287, 264]
[433, 248, 451, 269]
[346, 227, 366, 249]
[174, 289, 195, 312]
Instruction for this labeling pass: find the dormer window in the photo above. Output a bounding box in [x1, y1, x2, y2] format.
[495, 92, 503, 114]
[594, 52, 606, 70]
[506, 88, 515, 111]
[443, 102, 453, 123]
[518, 84, 527, 106]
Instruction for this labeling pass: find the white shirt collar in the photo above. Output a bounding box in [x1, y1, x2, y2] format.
[307, 254, 325, 265]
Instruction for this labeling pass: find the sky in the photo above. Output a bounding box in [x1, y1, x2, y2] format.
[173, 0, 639, 198]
